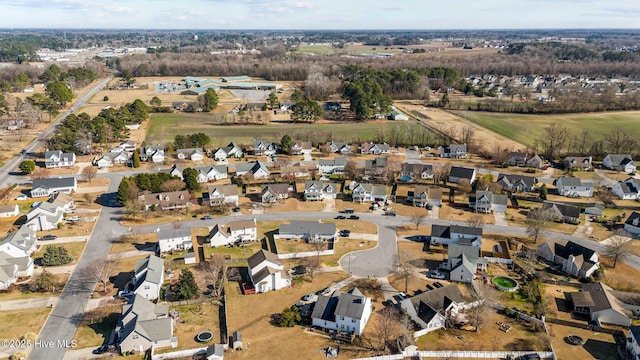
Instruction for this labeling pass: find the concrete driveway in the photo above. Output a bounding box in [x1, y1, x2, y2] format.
[429, 206, 440, 219]
[494, 212, 508, 226]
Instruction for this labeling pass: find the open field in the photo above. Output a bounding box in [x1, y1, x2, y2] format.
[0, 307, 51, 346]
[146, 113, 432, 147]
[452, 110, 640, 148]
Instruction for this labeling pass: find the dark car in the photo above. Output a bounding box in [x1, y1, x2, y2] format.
[39, 235, 57, 241]
[383, 212, 396, 216]
[348, 215, 360, 220]
[92, 345, 108, 355]
[340, 230, 351, 237]
[335, 215, 346, 220]
[202, 215, 214, 220]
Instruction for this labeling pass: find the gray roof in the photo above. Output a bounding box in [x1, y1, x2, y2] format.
[1, 226, 36, 252]
[134, 255, 164, 285]
[497, 173, 536, 189]
[475, 190, 508, 206]
[0, 252, 31, 273]
[318, 158, 347, 166]
[119, 295, 172, 343]
[356, 183, 387, 196]
[206, 343, 225, 358]
[261, 184, 290, 195]
[631, 326, 640, 342]
[399, 284, 467, 326]
[606, 154, 632, 166]
[557, 176, 584, 187]
[451, 225, 483, 236]
[542, 201, 581, 219]
[247, 249, 281, 270]
[312, 287, 368, 322]
[304, 181, 338, 195]
[32, 177, 76, 191]
[448, 243, 479, 263]
[279, 221, 336, 236]
[626, 211, 640, 227]
[158, 228, 192, 241]
[208, 184, 239, 197]
[401, 163, 432, 176]
[449, 166, 475, 180]
[235, 161, 268, 174]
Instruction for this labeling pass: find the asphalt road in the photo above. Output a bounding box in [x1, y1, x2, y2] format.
[0, 76, 112, 190]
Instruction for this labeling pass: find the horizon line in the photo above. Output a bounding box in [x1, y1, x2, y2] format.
[1, 27, 640, 32]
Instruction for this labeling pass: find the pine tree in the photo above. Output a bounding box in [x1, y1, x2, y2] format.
[177, 268, 199, 300]
[132, 149, 141, 168]
[116, 177, 130, 205]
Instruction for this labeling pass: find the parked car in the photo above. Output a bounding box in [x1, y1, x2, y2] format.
[383, 211, 396, 216]
[15, 194, 27, 200]
[39, 235, 57, 241]
[92, 345, 108, 355]
[335, 215, 346, 220]
[348, 215, 360, 220]
[302, 293, 315, 302]
[429, 271, 445, 279]
[67, 216, 80, 222]
[340, 229, 351, 237]
[202, 215, 214, 220]
[320, 287, 332, 295]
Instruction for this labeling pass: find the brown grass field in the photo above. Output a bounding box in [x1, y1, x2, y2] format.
[0, 307, 51, 344]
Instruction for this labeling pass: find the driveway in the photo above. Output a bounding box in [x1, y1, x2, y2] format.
[303, 152, 312, 162]
[404, 149, 422, 163]
[494, 212, 508, 226]
[573, 216, 594, 238]
[428, 206, 440, 219]
[323, 198, 336, 212]
[594, 169, 618, 188]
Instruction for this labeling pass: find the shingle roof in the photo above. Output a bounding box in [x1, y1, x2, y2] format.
[334, 288, 368, 320]
[32, 177, 76, 190]
[279, 221, 336, 236]
[542, 201, 581, 219]
[497, 173, 536, 189]
[606, 154, 632, 166]
[625, 211, 640, 227]
[247, 249, 281, 270]
[228, 219, 256, 232]
[134, 255, 164, 285]
[475, 190, 508, 206]
[450, 225, 483, 236]
[449, 166, 475, 180]
[158, 228, 192, 241]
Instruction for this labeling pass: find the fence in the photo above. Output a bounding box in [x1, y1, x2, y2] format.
[161, 297, 210, 306]
[490, 302, 546, 329]
[151, 347, 207, 360]
[353, 350, 555, 359]
[484, 256, 513, 265]
[272, 234, 335, 259]
[546, 317, 625, 336]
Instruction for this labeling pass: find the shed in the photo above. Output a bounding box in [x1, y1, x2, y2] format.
[584, 203, 605, 217]
[184, 252, 197, 265]
[232, 330, 243, 350]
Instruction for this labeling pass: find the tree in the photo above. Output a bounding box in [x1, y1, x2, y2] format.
[103, 95, 109, 101]
[467, 214, 485, 228]
[538, 124, 568, 161]
[278, 306, 301, 327]
[30, 270, 56, 292]
[177, 268, 199, 300]
[396, 251, 414, 293]
[280, 134, 292, 154]
[182, 168, 200, 191]
[603, 230, 632, 268]
[441, 93, 450, 107]
[344, 160, 358, 180]
[19, 160, 35, 174]
[367, 306, 404, 351]
[124, 199, 142, 219]
[120, 70, 136, 88]
[160, 179, 186, 192]
[41, 246, 73, 266]
[291, 98, 323, 122]
[267, 91, 280, 110]
[201, 88, 219, 111]
[82, 166, 97, 183]
[290, 89, 304, 103]
[525, 208, 551, 243]
[30, 168, 50, 180]
[538, 184, 548, 200]
[132, 149, 141, 168]
[410, 212, 426, 230]
[150, 96, 162, 107]
[200, 256, 225, 297]
[85, 260, 117, 292]
[45, 81, 73, 107]
[116, 177, 130, 205]
[457, 178, 472, 195]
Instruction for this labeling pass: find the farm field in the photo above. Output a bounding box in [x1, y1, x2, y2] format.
[146, 113, 432, 147]
[451, 110, 640, 148]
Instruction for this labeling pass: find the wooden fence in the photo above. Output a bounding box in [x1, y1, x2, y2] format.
[353, 350, 555, 359]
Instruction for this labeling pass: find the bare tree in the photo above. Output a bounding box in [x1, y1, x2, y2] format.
[344, 160, 358, 180]
[172, 221, 183, 229]
[410, 212, 426, 230]
[395, 251, 414, 293]
[366, 306, 404, 351]
[538, 124, 568, 161]
[432, 164, 451, 185]
[525, 208, 551, 243]
[457, 178, 472, 195]
[200, 255, 225, 297]
[603, 230, 632, 268]
[82, 192, 93, 205]
[83, 260, 117, 292]
[31, 168, 50, 180]
[159, 179, 186, 192]
[124, 199, 142, 220]
[467, 214, 485, 228]
[82, 166, 97, 183]
[460, 125, 475, 151]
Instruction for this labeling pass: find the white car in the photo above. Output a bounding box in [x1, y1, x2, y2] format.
[15, 194, 28, 200]
[430, 271, 445, 279]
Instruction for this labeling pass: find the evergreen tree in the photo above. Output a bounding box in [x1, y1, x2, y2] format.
[280, 134, 292, 154]
[291, 98, 323, 122]
[182, 168, 200, 191]
[201, 88, 219, 111]
[19, 160, 36, 174]
[31, 270, 56, 292]
[177, 268, 199, 300]
[267, 91, 280, 110]
[116, 177, 130, 205]
[42, 246, 73, 266]
[45, 81, 73, 107]
[132, 149, 141, 168]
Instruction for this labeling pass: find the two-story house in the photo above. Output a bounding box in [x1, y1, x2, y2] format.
[138, 191, 191, 211]
[542, 201, 581, 223]
[204, 184, 239, 207]
[411, 185, 442, 208]
[131, 255, 165, 300]
[279, 221, 337, 243]
[311, 288, 372, 336]
[327, 141, 352, 155]
[448, 166, 476, 184]
[626, 326, 640, 360]
[555, 177, 594, 197]
[139, 145, 165, 163]
[25, 201, 64, 231]
[447, 244, 486, 283]
[431, 224, 482, 247]
[470, 190, 508, 214]
[536, 240, 599, 278]
[624, 212, 640, 236]
[564, 156, 593, 171]
[247, 249, 291, 293]
[363, 157, 388, 177]
[304, 181, 339, 201]
[439, 143, 467, 159]
[400, 163, 433, 181]
[157, 228, 192, 253]
[496, 173, 537, 192]
[45, 150, 76, 168]
[235, 161, 270, 180]
[318, 158, 346, 175]
[176, 148, 204, 162]
[116, 295, 175, 354]
[360, 142, 390, 155]
[213, 142, 243, 161]
[603, 154, 635, 173]
[252, 139, 276, 156]
[507, 152, 529, 167]
[290, 141, 312, 155]
[351, 183, 388, 203]
[193, 165, 228, 183]
[612, 178, 640, 200]
[0, 226, 37, 258]
[260, 184, 291, 203]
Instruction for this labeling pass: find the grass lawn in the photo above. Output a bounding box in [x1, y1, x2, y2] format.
[0, 307, 51, 343]
[109, 233, 158, 254]
[34, 242, 87, 265]
[164, 302, 221, 351]
[547, 322, 619, 360]
[74, 302, 123, 348]
[0, 273, 70, 301]
[146, 113, 432, 147]
[453, 110, 640, 148]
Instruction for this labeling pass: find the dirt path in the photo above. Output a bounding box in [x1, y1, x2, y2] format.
[395, 102, 527, 153]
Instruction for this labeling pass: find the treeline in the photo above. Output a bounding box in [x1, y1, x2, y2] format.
[0, 62, 106, 92]
[46, 99, 149, 154]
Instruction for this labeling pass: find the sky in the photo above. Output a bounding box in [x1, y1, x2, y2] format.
[1, 0, 640, 30]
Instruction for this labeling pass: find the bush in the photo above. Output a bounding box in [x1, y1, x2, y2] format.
[278, 306, 301, 327]
[18, 160, 35, 174]
[103, 95, 109, 101]
[41, 246, 73, 266]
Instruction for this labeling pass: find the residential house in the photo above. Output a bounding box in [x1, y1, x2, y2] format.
[235, 161, 270, 180]
[113, 140, 136, 153]
[0, 251, 34, 290]
[44, 150, 76, 168]
[247, 249, 291, 293]
[131, 255, 165, 300]
[279, 221, 337, 243]
[48, 192, 75, 213]
[352, 183, 388, 203]
[496, 173, 537, 192]
[564, 156, 593, 171]
[290, 141, 312, 155]
[536, 240, 599, 278]
[281, 164, 311, 179]
[584, 203, 605, 217]
[448, 166, 476, 184]
[193, 165, 228, 183]
[363, 157, 388, 177]
[626, 326, 640, 360]
[555, 177, 594, 197]
[311, 288, 373, 336]
[0, 226, 37, 258]
[612, 178, 640, 200]
[0, 204, 19, 218]
[360, 142, 390, 155]
[162, 164, 184, 180]
[94, 151, 130, 168]
[624, 212, 640, 236]
[411, 186, 442, 208]
[447, 244, 487, 283]
[139, 145, 165, 163]
[157, 228, 192, 253]
[399, 284, 471, 338]
[508, 152, 529, 167]
[30, 177, 77, 198]
[470, 190, 508, 214]
[439, 143, 467, 159]
[318, 158, 346, 175]
[541, 201, 581, 223]
[400, 163, 433, 181]
[207, 219, 258, 247]
[25, 201, 64, 231]
[430, 225, 482, 247]
[252, 139, 276, 156]
[138, 191, 191, 211]
[115, 295, 175, 354]
[327, 141, 352, 155]
[603, 154, 636, 173]
[304, 181, 339, 201]
[176, 148, 204, 162]
[260, 184, 291, 203]
[567, 282, 631, 327]
[526, 154, 545, 169]
[213, 142, 243, 161]
[204, 184, 239, 206]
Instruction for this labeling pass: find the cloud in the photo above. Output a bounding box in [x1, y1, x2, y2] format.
[293, 1, 315, 8]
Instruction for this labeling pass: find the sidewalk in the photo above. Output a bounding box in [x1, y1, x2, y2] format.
[107, 246, 155, 260]
[0, 296, 59, 311]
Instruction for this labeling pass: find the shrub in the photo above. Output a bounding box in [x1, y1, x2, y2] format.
[41, 246, 73, 266]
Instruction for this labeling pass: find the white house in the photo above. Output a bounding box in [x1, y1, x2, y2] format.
[30, 177, 77, 198]
[603, 154, 635, 173]
[360, 142, 390, 155]
[45, 150, 76, 168]
[113, 140, 137, 153]
[496, 173, 537, 192]
[0, 204, 19, 218]
[48, 192, 75, 213]
[448, 166, 476, 184]
[115, 295, 174, 354]
[624, 212, 640, 236]
[431, 224, 482, 247]
[400, 163, 433, 181]
[612, 178, 640, 200]
[556, 176, 594, 197]
[94, 151, 130, 168]
[213, 142, 243, 161]
[0, 250, 34, 290]
[564, 156, 593, 171]
[290, 141, 312, 155]
[177, 148, 205, 161]
[253, 139, 276, 156]
[470, 190, 508, 214]
[536, 240, 600, 278]
[279, 221, 337, 243]
[439, 143, 467, 159]
[25, 201, 64, 231]
[235, 161, 269, 180]
[131, 255, 164, 300]
[208, 225, 232, 248]
[626, 326, 640, 360]
[247, 249, 291, 293]
[412, 186, 442, 208]
[447, 244, 486, 283]
[193, 165, 228, 183]
[318, 158, 346, 175]
[304, 181, 339, 201]
[352, 183, 387, 203]
[260, 184, 291, 203]
[311, 288, 373, 336]
[0, 226, 38, 258]
[140, 145, 165, 163]
[208, 219, 257, 248]
[327, 141, 351, 155]
[204, 184, 239, 206]
[157, 228, 192, 253]
[568, 282, 631, 327]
